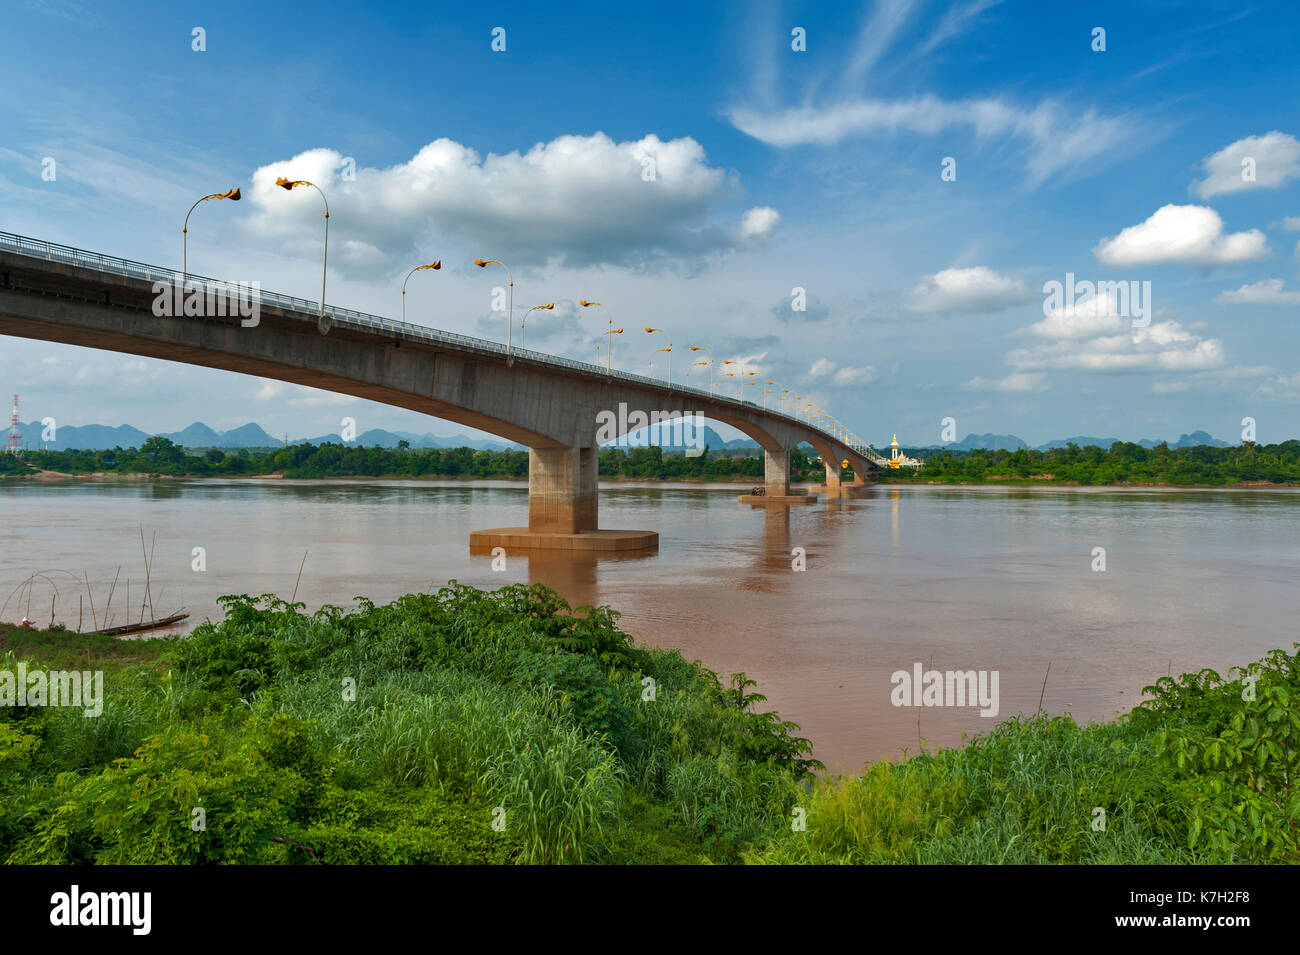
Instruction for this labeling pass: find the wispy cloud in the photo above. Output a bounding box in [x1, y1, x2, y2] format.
[728, 95, 1137, 186]
[917, 0, 1006, 56]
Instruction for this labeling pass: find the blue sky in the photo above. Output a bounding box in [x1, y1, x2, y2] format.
[2, 0, 1299, 447]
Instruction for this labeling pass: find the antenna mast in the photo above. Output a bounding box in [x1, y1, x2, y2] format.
[5, 395, 19, 455]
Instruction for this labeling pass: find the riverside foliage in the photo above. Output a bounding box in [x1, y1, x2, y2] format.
[879, 441, 1300, 486]
[6, 438, 825, 482]
[1, 583, 1296, 864]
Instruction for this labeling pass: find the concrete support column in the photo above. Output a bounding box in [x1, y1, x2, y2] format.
[824, 459, 842, 490]
[578, 445, 599, 531]
[528, 446, 598, 533]
[764, 447, 790, 496]
[852, 471, 867, 486]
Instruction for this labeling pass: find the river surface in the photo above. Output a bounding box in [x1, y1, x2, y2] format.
[4, 478, 1296, 773]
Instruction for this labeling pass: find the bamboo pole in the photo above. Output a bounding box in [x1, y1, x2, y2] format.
[84, 570, 98, 629]
[103, 566, 120, 630]
[292, 550, 309, 604]
[1035, 661, 1052, 718]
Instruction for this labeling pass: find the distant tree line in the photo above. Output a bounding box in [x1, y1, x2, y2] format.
[876, 441, 1300, 486]
[7, 437, 827, 481]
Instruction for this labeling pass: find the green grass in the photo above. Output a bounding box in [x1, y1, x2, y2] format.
[1, 584, 1296, 864]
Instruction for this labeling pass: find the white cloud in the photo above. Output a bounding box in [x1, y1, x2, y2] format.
[843, 0, 921, 85]
[918, 0, 1006, 55]
[1214, 278, 1300, 305]
[1094, 204, 1268, 267]
[737, 206, 780, 241]
[728, 95, 1133, 184]
[805, 359, 876, 385]
[965, 371, 1049, 392]
[1007, 318, 1224, 373]
[905, 266, 1032, 313]
[255, 379, 284, 401]
[1193, 131, 1300, 199]
[243, 134, 777, 273]
[833, 365, 878, 385]
[1279, 216, 1300, 231]
[1003, 294, 1226, 374]
[1255, 372, 1300, 402]
[1025, 291, 1126, 340]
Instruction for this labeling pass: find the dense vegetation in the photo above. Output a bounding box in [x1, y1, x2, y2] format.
[2, 583, 1296, 864]
[0, 584, 819, 864]
[5, 437, 824, 482]
[10, 436, 1300, 486]
[880, 440, 1300, 486]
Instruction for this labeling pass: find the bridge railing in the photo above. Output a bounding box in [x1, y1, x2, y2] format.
[0, 229, 889, 465]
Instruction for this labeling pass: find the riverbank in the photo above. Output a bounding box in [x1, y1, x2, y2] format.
[1, 470, 769, 484]
[11, 468, 1300, 490]
[876, 477, 1300, 489]
[2, 584, 1295, 864]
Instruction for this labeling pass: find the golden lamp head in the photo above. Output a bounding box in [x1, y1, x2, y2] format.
[580, 299, 601, 307]
[206, 187, 241, 201]
[475, 258, 501, 268]
[275, 177, 309, 191]
[689, 345, 705, 351]
[644, 327, 663, 333]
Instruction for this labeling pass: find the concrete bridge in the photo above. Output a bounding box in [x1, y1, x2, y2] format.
[0, 231, 883, 549]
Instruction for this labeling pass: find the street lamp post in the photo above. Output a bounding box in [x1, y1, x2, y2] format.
[645, 328, 671, 385]
[603, 326, 623, 370]
[401, 259, 442, 323]
[721, 360, 740, 397]
[520, 303, 555, 350]
[580, 300, 615, 372]
[182, 188, 241, 293]
[656, 345, 673, 385]
[688, 346, 711, 394]
[474, 259, 514, 355]
[274, 178, 330, 334]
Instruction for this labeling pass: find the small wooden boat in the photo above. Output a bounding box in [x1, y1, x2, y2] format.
[85, 611, 190, 637]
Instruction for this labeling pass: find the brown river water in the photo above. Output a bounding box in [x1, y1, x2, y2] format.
[4, 478, 1297, 774]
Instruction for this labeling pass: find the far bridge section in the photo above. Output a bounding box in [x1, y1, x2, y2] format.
[0, 231, 883, 549]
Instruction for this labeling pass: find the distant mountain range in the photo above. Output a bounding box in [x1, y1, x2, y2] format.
[12, 421, 521, 451]
[605, 426, 756, 451]
[10, 421, 1242, 454]
[915, 430, 1233, 452]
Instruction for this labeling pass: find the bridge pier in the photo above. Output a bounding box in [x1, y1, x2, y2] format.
[765, 447, 791, 496]
[823, 460, 842, 491]
[471, 444, 658, 551]
[527, 446, 598, 533]
[739, 446, 815, 505]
